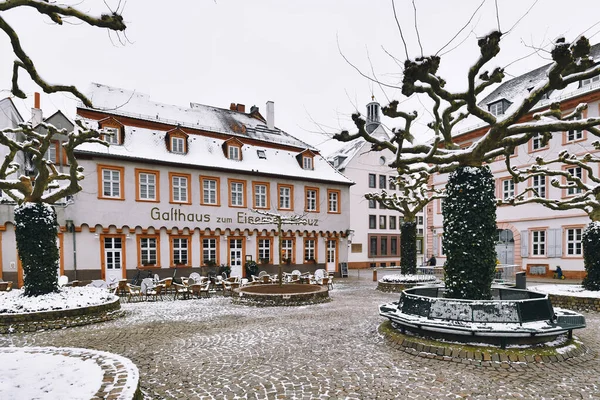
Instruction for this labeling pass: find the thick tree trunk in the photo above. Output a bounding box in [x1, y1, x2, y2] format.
[443, 166, 497, 300]
[14, 202, 59, 296]
[400, 221, 417, 274]
[582, 221, 600, 290]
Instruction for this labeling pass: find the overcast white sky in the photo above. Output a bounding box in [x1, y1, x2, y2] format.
[1, 0, 599, 155]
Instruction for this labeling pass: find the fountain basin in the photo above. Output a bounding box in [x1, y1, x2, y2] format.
[232, 284, 329, 307]
[379, 286, 585, 347]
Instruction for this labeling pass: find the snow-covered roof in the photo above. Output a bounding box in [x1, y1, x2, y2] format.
[452, 43, 600, 137]
[76, 121, 354, 185]
[81, 83, 316, 150]
[0, 97, 24, 128]
[326, 138, 367, 170]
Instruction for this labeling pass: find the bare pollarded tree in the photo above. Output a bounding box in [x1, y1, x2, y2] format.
[365, 171, 444, 274]
[334, 34, 600, 299]
[504, 141, 600, 289]
[0, 1, 126, 295]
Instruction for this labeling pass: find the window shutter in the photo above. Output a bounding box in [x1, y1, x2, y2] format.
[547, 230, 555, 258]
[433, 235, 439, 256]
[548, 229, 562, 258]
[520, 231, 528, 257]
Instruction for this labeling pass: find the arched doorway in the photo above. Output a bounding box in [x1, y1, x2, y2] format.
[495, 229, 514, 265]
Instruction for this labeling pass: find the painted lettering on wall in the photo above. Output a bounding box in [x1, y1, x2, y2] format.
[149, 208, 319, 226]
[151, 207, 211, 222]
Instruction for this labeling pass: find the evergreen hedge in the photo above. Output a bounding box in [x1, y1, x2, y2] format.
[442, 166, 497, 300]
[14, 202, 59, 296]
[582, 221, 600, 290]
[400, 221, 417, 274]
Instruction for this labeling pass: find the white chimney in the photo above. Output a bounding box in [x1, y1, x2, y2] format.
[31, 92, 42, 127]
[266, 101, 274, 130]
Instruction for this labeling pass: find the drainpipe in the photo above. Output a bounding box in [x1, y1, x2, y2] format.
[66, 220, 77, 280]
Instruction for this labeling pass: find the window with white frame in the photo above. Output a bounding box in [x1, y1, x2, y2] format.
[532, 230, 546, 256]
[140, 237, 157, 265]
[230, 181, 245, 206]
[102, 168, 121, 198]
[489, 101, 504, 116]
[502, 179, 515, 200]
[45, 143, 57, 163]
[202, 178, 218, 204]
[228, 145, 241, 160]
[328, 191, 339, 213]
[368, 199, 376, 209]
[389, 216, 396, 230]
[279, 185, 292, 209]
[303, 156, 313, 170]
[258, 239, 271, 262]
[254, 184, 267, 208]
[104, 127, 120, 145]
[369, 215, 376, 229]
[139, 172, 156, 201]
[281, 239, 293, 262]
[172, 238, 188, 265]
[566, 228, 583, 256]
[202, 238, 217, 264]
[567, 120, 584, 142]
[306, 189, 317, 211]
[304, 239, 316, 261]
[532, 175, 546, 198]
[172, 175, 188, 203]
[171, 136, 185, 154]
[566, 166, 583, 195]
[531, 133, 544, 150]
[379, 215, 386, 229]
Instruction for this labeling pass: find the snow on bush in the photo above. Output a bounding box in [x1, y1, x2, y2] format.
[0, 287, 117, 314]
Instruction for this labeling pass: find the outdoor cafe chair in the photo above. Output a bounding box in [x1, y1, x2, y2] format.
[157, 277, 173, 294]
[125, 283, 142, 302]
[258, 271, 269, 277]
[173, 283, 190, 300]
[140, 278, 155, 297]
[189, 272, 202, 283]
[0, 281, 12, 292]
[146, 284, 164, 301]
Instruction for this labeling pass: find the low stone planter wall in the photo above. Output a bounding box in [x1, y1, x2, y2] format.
[377, 281, 419, 293]
[0, 297, 122, 334]
[232, 284, 330, 307]
[548, 294, 600, 312]
[379, 321, 591, 368]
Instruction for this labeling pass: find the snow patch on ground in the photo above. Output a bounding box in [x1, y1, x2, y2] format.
[381, 274, 439, 284]
[0, 350, 102, 400]
[529, 284, 600, 298]
[0, 287, 117, 314]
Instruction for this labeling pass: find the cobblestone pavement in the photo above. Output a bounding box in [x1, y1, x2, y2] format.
[2, 271, 600, 399]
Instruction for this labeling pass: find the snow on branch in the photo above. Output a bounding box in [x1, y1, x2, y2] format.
[0, 1, 126, 107]
[365, 171, 445, 221]
[0, 121, 107, 204]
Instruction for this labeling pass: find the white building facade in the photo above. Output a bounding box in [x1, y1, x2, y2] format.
[0, 85, 353, 286]
[328, 101, 425, 269]
[428, 45, 600, 280]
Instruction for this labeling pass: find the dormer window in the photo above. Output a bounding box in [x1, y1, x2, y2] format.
[171, 137, 185, 154]
[165, 127, 189, 155]
[104, 127, 120, 145]
[487, 99, 511, 116]
[222, 137, 244, 161]
[582, 76, 600, 86]
[229, 145, 241, 160]
[303, 156, 313, 170]
[98, 117, 124, 145]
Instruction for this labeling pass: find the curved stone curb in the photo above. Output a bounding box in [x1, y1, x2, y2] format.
[379, 321, 593, 369]
[0, 297, 123, 334]
[0, 346, 142, 400]
[232, 285, 330, 307]
[548, 293, 600, 312]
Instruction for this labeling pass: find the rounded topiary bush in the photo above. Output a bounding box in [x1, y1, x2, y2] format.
[582, 221, 600, 291]
[400, 221, 417, 274]
[14, 202, 59, 296]
[443, 166, 497, 300]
